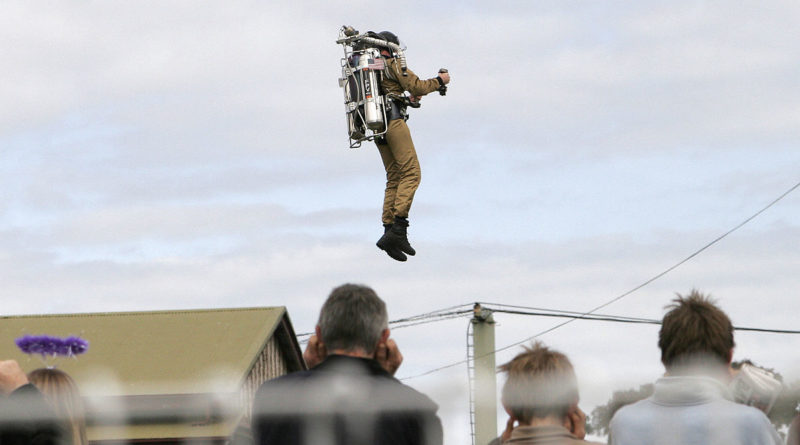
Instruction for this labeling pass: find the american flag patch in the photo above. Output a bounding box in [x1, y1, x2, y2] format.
[367, 58, 385, 70]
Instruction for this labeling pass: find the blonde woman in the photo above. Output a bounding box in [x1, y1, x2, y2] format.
[27, 368, 87, 445]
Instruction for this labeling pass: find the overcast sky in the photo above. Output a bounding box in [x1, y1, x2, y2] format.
[2, 0, 800, 443]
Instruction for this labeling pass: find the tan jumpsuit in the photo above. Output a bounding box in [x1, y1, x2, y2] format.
[376, 58, 442, 225]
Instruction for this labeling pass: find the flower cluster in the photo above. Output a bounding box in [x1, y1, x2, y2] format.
[15, 335, 89, 358]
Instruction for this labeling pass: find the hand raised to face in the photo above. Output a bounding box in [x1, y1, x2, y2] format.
[374, 338, 403, 376]
[563, 405, 587, 439]
[302, 334, 328, 369]
[0, 360, 29, 395]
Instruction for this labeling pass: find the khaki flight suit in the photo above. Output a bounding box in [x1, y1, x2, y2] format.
[376, 57, 442, 225]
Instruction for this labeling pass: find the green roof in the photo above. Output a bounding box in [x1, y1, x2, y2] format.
[0, 307, 295, 396]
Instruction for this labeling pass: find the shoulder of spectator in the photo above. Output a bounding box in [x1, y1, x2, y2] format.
[382, 379, 441, 414]
[9, 383, 42, 398]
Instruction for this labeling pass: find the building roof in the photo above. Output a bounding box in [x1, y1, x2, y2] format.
[1, 306, 305, 441]
[0, 306, 302, 396]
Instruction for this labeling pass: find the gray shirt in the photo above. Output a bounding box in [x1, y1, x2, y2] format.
[609, 376, 781, 445]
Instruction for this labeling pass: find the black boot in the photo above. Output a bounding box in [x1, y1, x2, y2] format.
[376, 223, 407, 262]
[389, 216, 416, 256]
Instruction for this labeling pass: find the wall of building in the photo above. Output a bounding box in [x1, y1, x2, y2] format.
[239, 335, 290, 422]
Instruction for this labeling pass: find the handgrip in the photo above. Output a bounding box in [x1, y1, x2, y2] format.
[437, 69, 448, 96]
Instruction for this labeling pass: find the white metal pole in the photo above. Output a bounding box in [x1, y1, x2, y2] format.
[472, 304, 497, 445]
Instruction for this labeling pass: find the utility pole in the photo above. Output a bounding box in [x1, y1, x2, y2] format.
[470, 303, 497, 445]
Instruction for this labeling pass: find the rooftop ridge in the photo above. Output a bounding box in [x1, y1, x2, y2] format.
[0, 305, 285, 320]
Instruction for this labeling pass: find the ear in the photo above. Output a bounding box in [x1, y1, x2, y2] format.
[379, 328, 390, 344]
[726, 348, 733, 365]
[315, 325, 322, 340]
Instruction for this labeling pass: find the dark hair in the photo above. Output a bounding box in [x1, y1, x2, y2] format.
[499, 342, 578, 423]
[658, 290, 735, 371]
[317, 284, 388, 354]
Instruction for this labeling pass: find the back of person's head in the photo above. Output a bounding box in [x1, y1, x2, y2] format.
[318, 284, 388, 354]
[658, 290, 735, 373]
[28, 368, 87, 445]
[499, 341, 579, 423]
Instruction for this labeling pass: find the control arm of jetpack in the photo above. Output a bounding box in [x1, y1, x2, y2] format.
[437, 68, 448, 96]
[400, 95, 421, 109]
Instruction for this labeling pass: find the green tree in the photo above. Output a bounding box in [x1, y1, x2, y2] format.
[587, 383, 653, 437]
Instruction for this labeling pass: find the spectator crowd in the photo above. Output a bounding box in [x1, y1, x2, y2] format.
[2, 284, 799, 445]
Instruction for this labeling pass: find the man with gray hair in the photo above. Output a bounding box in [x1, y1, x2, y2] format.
[253, 283, 443, 445]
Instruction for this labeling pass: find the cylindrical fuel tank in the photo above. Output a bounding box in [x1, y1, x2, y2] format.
[356, 49, 385, 130]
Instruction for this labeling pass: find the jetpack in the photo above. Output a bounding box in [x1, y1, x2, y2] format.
[336, 25, 408, 149]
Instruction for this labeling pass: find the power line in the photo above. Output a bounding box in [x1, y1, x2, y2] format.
[390, 311, 474, 329]
[400, 178, 800, 380]
[482, 302, 658, 323]
[292, 300, 800, 373]
[486, 306, 800, 334]
[296, 306, 474, 343]
[399, 302, 800, 381]
[391, 304, 474, 324]
[491, 308, 660, 326]
[492, 178, 800, 353]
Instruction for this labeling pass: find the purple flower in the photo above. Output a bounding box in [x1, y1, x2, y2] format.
[15, 335, 89, 358]
[63, 336, 89, 356]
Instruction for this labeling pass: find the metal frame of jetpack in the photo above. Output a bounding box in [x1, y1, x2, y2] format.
[336, 25, 407, 149]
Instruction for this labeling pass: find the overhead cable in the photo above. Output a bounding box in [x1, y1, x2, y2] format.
[491, 178, 800, 354]
[486, 306, 800, 334]
[400, 178, 800, 380]
[296, 306, 473, 344]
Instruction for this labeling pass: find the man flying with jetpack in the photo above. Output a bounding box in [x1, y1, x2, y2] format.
[336, 27, 450, 262]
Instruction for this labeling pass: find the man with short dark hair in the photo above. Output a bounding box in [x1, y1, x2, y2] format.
[493, 342, 601, 445]
[609, 290, 781, 445]
[252, 284, 443, 445]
